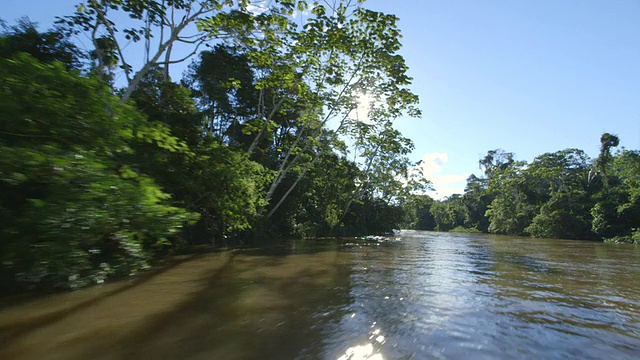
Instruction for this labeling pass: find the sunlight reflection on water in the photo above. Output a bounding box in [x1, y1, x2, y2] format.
[1, 232, 639, 359]
[337, 343, 384, 360]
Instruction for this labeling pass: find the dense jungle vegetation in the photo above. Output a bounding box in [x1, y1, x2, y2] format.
[0, 0, 426, 291]
[403, 139, 640, 244]
[1, 1, 637, 293]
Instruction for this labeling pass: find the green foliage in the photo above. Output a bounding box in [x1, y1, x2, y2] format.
[189, 0, 422, 234]
[462, 175, 491, 232]
[276, 154, 346, 234]
[484, 162, 538, 235]
[526, 191, 593, 239]
[591, 149, 640, 242]
[182, 144, 271, 242]
[128, 68, 269, 244]
[595, 133, 620, 184]
[3, 1, 430, 292]
[430, 195, 469, 232]
[58, 0, 276, 101]
[402, 194, 436, 230]
[405, 140, 638, 243]
[522, 149, 595, 239]
[481, 149, 595, 238]
[605, 228, 640, 244]
[611, 150, 640, 230]
[480, 149, 515, 179]
[184, 45, 258, 146]
[0, 54, 197, 290]
[341, 194, 405, 236]
[274, 153, 360, 237]
[0, 18, 85, 70]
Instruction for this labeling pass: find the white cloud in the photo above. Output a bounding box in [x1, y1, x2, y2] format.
[413, 152, 468, 200]
[436, 174, 469, 185]
[417, 152, 448, 176]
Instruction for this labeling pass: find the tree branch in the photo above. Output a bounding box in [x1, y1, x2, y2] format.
[90, 0, 132, 83]
[120, 5, 210, 101]
[267, 153, 323, 218]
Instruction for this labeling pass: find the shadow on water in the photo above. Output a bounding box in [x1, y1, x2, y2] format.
[0, 250, 234, 359]
[110, 242, 354, 360]
[0, 240, 356, 360]
[2, 233, 639, 359]
[0, 253, 213, 345]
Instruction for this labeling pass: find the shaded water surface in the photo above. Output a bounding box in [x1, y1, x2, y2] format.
[1, 231, 639, 359]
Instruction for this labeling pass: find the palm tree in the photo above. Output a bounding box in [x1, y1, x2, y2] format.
[595, 133, 620, 185]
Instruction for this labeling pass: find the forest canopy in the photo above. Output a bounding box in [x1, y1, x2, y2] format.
[404, 136, 640, 244]
[0, 0, 425, 291]
[1, 1, 637, 293]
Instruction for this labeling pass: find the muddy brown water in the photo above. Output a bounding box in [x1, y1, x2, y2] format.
[1, 231, 639, 359]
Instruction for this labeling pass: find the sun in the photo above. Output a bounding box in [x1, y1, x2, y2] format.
[351, 92, 377, 124]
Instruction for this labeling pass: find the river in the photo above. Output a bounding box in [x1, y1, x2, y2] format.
[1, 231, 639, 359]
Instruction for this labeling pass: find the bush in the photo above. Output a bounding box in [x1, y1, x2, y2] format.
[0, 55, 197, 291]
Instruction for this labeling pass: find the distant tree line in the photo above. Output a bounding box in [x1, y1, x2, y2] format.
[0, 0, 427, 291]
[403, 135, 640, 244]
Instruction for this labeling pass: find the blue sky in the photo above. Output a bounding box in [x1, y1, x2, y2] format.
[3, 0, 639, 198]
[365, 0, 640, 198]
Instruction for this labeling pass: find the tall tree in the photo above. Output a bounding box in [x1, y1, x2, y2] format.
[0, 17, 84, 69]
[524, 149, 594, 239]
[60, 0, 299, 101]
[462, 174, 491, 232]
[193, 1, 422, 220]
[184, 45, 257, 145]
[480, 149, 515, 179]
[129, 67, 270, 244]
[591, 147, 640, 242]
[484, 159, 537, 235]
[402, 194, 436, 230]
[594, 132, 620, 185]
[430, 195, 469, 232]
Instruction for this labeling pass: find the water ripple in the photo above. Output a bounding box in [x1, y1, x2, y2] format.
[331, 231, 640, 359]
